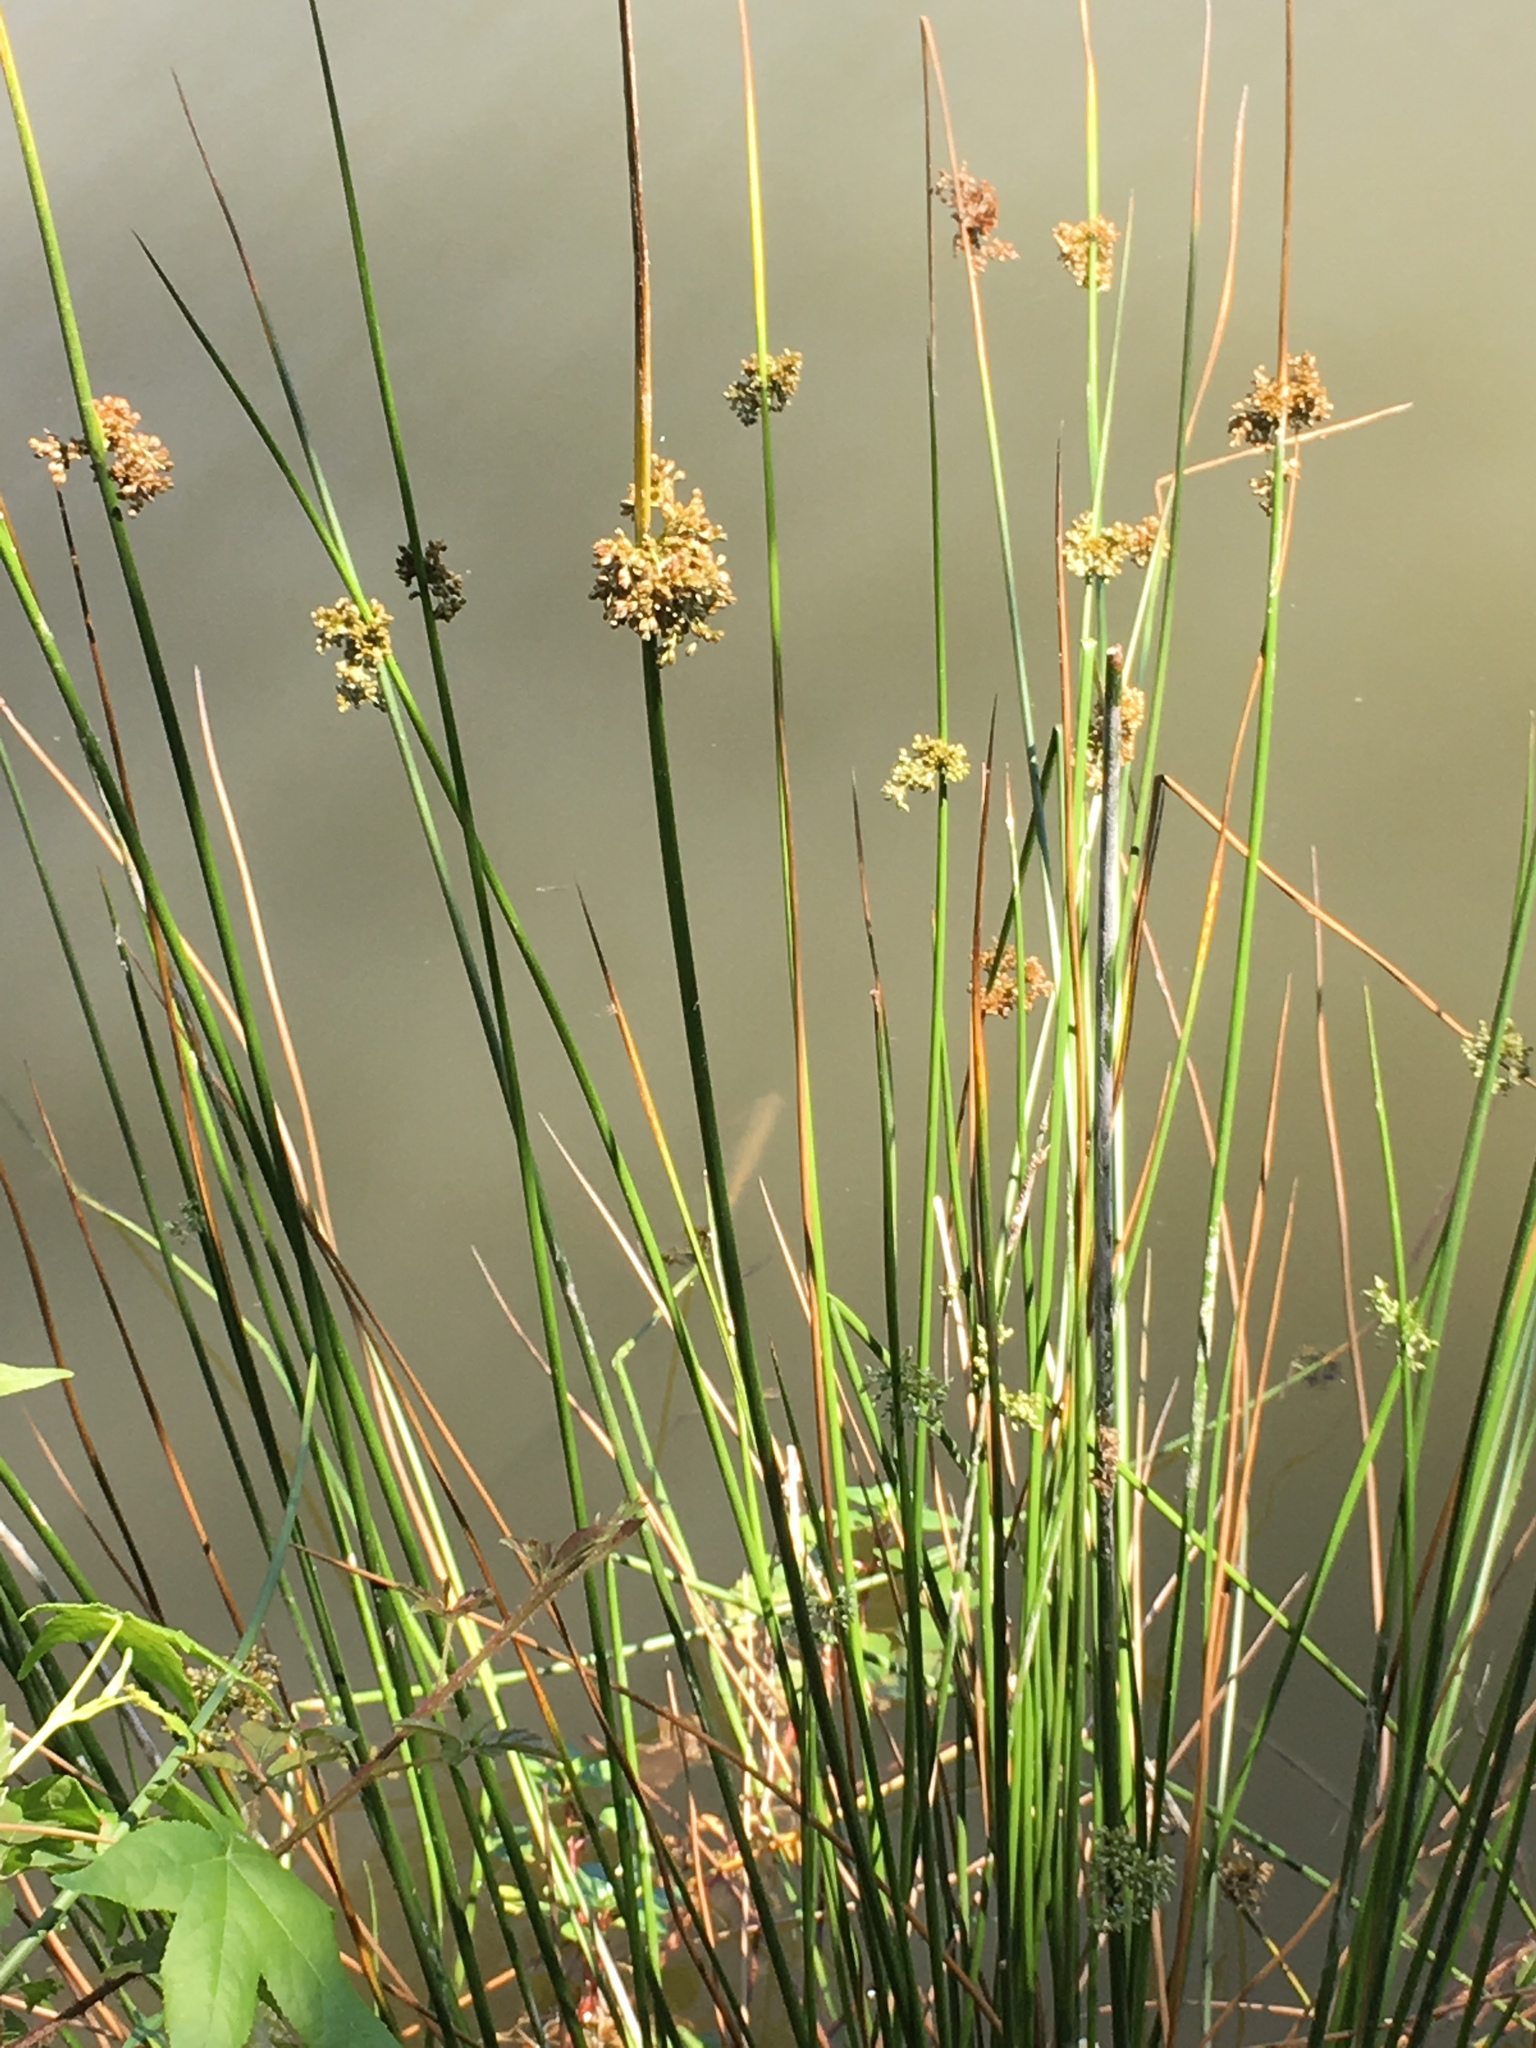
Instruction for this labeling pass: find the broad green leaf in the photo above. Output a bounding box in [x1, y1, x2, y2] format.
[18, 1604, 206, 1712]
[0, 1363, 69, 1398]
[160, 1848, 262, 2048]
[75, 1819, 218, 1915]
[75, 1819, 395, 2048]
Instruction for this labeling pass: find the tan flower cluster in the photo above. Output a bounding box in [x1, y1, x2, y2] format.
[1052, 216, 1120, 291]
[1062, 510, 1159, 582]
[1229, 351, 1332, 448]
[312, 595, 394, 711]
[1463, 1017, 1532, 1095]
[1086, 683, 1147, 791]
[724, 348, 803, 427]
[30, 394, 174, 514]
[591, 457, 735, 666]
[882, 733, 970, 810]
[933, 163, 1018, 271]
[395, 537, 466, 622]
[974, 941, 1053, 1018]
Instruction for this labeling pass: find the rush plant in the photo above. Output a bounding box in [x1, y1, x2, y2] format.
[0, 4, 1532, 2047]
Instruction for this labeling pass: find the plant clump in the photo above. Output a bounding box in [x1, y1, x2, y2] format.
[30, 394, 174, 514]
[1086, 682, 1147, 790]
[312, 595, 395, 711]
[1463, 1016, 1532, 1095]
[395, 537, 466, 622]
[1229, 351, 1332, 448]
[1062, 510, 1159, 581]
[882, 733, 970, 810]
[724, 347, 803, 426]
[590, 456, 735, 665]
[933, 163, 1018, 270]
[974, 941, 1052, 1018]
[1053, 215, 1120, 290]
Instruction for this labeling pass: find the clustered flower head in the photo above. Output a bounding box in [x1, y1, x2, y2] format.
[1366, 1277, 1437, 1373]
[1086, 682, 1147, 791]
[30, 394, 174, 514]
[1217, 1841, 1275, 1916]
[724, 348, 803, 427]
[933, 163, 1018, 271]
[591, 456, 735, 666]
[1229, 351, 1332, 448]
[882, 733, 971, 810]
[1463, 1017, 1532, 1095]
[974, 941, 1053, 1019]
[1062, 510, 1159, 582]
[1089, 1827, 1175, 1934]
[884, 1348, 946, 1430]
[187, 1646, 284, 1739]
[1052, 216, 1120, 291]
[312, 595, 394, 711]
[395, 537, 466, 623]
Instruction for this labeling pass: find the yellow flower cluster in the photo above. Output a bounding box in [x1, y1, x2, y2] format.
[1463, 1017, 1532, 1095]
[312, 596, 395, 711]
[1062, 511, 1159, 581]
[1052, 216, 1120, 291]
[591, 457, 736, 666]
[882, 734, 971, 810]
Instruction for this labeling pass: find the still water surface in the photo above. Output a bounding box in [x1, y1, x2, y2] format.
[0, 4, 1533, 1838]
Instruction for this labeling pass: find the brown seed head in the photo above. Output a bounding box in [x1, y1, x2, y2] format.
[395, 537, 467, 623]
[30, 393, 174, 514]
[934, 163, 1018, 272]
[1229, 351, 1332, 448]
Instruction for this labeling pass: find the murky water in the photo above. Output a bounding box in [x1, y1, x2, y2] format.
[1, 0, 1533, 1736]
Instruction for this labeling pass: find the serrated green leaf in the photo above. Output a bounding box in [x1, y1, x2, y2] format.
[17, 1604, 205, 1712]
[75, 1820, 394, 2048]
[0, 1363, 69, 1398]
